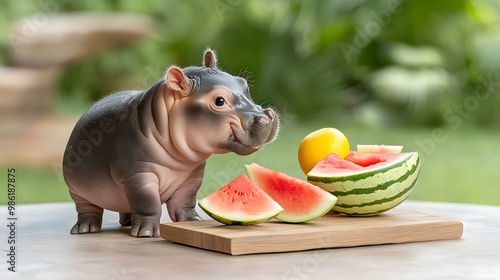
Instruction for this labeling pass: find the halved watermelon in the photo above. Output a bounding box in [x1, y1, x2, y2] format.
[245, 163, 337, 223]
[198, 175, 283, 225]
[307, 151, 420, 216]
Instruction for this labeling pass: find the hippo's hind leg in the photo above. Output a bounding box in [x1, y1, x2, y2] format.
[71, 212, 103, 234]
[69, 191, 104, 234]
[119, 212, 132, 226]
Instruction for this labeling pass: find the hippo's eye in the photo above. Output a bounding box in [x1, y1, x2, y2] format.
[214, 97, 226, 107]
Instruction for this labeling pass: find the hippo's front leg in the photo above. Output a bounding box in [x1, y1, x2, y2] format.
[122, 173, 162, 237]
[166, 185, 202, 222]
[166, 182, 202, 222]
[166, 164, 205, 222]
[166, 173, 204, 222]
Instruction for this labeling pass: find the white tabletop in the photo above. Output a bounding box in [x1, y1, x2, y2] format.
[1, 200, 499, 279]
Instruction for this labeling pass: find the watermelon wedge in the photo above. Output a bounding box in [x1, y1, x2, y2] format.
[198, 175, 283, 225]
[307, 151, 420, 216]
[245, 163, 337, 223]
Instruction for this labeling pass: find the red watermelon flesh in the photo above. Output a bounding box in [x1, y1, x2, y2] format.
[198, 175, 283, 225]
[310, 152, 407, 175]
[245, 163, 337, 223]
[345, 152, 399, 167]
[312, 153, 364, 172]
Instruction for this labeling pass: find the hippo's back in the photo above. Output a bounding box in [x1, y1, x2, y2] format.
[78, 90, 138, 130]
[62, 90, 141, 180]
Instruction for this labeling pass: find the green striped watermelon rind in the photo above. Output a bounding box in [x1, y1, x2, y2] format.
[307, 152, 417, 185]
[307, 152, 420, 216]
[269, 192, 338, 223]
[198, 201, 282, 225]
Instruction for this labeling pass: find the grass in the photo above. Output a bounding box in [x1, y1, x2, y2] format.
[2, 120, 500, 206]
[0, 167, 72, 205]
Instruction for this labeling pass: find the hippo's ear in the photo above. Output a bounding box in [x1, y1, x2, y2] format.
[165, 66, 191, 96]
[203, 48, 218, 68]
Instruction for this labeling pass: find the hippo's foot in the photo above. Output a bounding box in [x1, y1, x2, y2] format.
[167, 204, 202, 222]
[70, 212, 103, 234]
[176, 208, 202, 222]
[130, 214, 160, 238]
[119, 212, 132, 226]
[166, 184, 203, 222]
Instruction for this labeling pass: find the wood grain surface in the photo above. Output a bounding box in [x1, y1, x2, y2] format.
[160, 209, 463, 255]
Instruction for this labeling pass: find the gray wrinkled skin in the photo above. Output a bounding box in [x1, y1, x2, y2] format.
[62, 49, 279, 237]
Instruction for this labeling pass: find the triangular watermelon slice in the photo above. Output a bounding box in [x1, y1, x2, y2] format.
[245, 163, 337, 223]
[198, 175, 283, 225]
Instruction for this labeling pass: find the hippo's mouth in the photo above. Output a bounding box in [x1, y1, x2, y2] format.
[227, 118, 278, 156]
[227, 129, 262, 156]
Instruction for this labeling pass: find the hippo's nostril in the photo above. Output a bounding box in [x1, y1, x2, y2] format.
[259, 116, 269, 124]
[264, 109, 275, 119]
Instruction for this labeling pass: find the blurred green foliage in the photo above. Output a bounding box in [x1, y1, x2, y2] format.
[1, 1, 500, 206]
[1, 0, 500, 127]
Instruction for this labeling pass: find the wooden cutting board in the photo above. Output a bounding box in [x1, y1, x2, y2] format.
[160, 209, 463, 255]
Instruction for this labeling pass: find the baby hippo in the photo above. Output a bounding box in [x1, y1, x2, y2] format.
[62, 49, 279, 237]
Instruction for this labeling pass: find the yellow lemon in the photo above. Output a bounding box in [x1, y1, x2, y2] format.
[298, 128, 350, 175]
